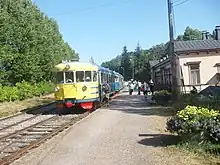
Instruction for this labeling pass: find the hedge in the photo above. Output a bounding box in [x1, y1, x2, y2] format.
[0, 81, 54, 102]
[152, 90, 172, 105]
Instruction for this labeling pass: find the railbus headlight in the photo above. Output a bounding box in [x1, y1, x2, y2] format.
[55, 86, 60, 92]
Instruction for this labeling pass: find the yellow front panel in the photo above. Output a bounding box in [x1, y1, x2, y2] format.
[55, 82, 99, 101]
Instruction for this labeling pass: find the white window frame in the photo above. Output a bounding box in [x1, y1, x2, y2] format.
[189, 63, 200, 85]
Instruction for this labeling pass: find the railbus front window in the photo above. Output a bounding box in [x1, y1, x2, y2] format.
[76, 71, 84, 82]
[92, 71, 98, 82]
[85, 71, 92, 82]
[65, 72, 74, 83]
[56, 72, 64, 84]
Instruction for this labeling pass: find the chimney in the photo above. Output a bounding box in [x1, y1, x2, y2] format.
[205, 32, 210, 40]
[202, 31, 207, 40]
[215, 26, 220, 40]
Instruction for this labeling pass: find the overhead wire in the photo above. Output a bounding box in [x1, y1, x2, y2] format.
[47, 0, 135, 16]
[172, 0, 184, 4]
[173, 0, 190, 7]
[172, 0, 192, 38]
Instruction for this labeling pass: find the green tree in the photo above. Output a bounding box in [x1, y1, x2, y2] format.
[0, 0, 78, 85]
[176, 26, 202, 41]
[148, 43, 168, 60]
[120, 46, 131, 80]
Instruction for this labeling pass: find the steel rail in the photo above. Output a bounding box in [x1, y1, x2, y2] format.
[0, 107, 57, 133]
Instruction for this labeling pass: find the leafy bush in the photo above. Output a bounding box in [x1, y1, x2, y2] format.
[180, 93, 220, 111]
[0, 81, 54, 102]
[153, 90, 171, 105]
[167, 105, 220, 144]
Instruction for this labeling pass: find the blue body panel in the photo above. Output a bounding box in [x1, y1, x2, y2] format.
[91, 64, 124, 99]
[114, 82, 120, 91]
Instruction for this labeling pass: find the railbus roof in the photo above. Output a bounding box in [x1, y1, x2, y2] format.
[54, 61, 99, 71]
[54, 61, 123, 79]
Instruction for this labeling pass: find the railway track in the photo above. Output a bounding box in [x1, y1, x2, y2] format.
[0, 102, 56, 138]
[0, 112, 89, 165]
[0, 93, 120, 165]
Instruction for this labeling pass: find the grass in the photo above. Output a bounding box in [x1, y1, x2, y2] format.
[171, 141, 220, 165]
[176, 140, 220, 156]
[0, 93, 55, 118]
[165, 145, 220, 165]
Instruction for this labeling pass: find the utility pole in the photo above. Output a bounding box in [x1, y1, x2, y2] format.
[167, 0, 181, 102]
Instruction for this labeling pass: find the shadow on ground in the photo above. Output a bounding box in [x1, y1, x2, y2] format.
[25, 103, 87, 115]
[138, 133, 180, 147]
[110, 94, 175, 117]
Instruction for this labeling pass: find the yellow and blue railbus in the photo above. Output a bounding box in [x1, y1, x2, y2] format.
[53, 61, 124, 113]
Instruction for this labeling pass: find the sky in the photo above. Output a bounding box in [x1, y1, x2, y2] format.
[32, 0, 219, 65]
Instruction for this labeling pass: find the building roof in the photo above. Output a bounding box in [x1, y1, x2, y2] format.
[174, 40, 220, 53]
[149, 60, 159, 67]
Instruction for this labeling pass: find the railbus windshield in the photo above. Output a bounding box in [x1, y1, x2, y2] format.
[55, 72, 64, 84]
[55, 71, 98, 84]
[75, 71, 98, 82]
[55, 72, 74, 84]
[65, 71, 74, 83]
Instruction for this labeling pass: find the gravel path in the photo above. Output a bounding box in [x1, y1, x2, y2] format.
[12, 92, 207, 165]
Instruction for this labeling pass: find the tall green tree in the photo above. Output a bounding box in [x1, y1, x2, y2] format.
[176, 26, 202, 41]
[0, 0, 78, 85]
[120, 46, 131, 80]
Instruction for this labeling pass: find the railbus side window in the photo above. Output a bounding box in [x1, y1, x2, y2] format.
[103, 73, 105, 82]
[105, 73, 108, 82]
[76, 71, 84, 82]
[107, 74, 109, 83]
[115, 76, 119, 82]
[85, 71, 92, 82]
[101, 72, 104, 83]
[56, 72, 64, 84]
[92, 71, 98, 82]
[65, 72, 74, 83]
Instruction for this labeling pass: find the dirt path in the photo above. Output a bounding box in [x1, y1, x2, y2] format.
[12, 92, 209, 165]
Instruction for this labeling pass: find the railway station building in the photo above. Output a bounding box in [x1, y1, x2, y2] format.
[150, 26, 220, 93]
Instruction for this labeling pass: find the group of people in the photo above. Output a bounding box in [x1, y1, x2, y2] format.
[127, 79, 154, 95]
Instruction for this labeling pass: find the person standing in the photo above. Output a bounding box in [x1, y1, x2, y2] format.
[149, 79, 154, 94]
[137, 80, 142, 95]
[128, 82, 135, 95]
[143, 82, 149, 95]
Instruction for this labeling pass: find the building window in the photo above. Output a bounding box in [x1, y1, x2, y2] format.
[189, 64, 200, 85]
[164, 68, 171, 84]
[217, 65, 220, 73]
[155, 71, 161, 84]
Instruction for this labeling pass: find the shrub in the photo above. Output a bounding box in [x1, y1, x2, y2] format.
[180, 93, 220, 111]
[153, 90, 171, 105]
[167, 105, 220, 143]
[0, 81, 54, 102]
